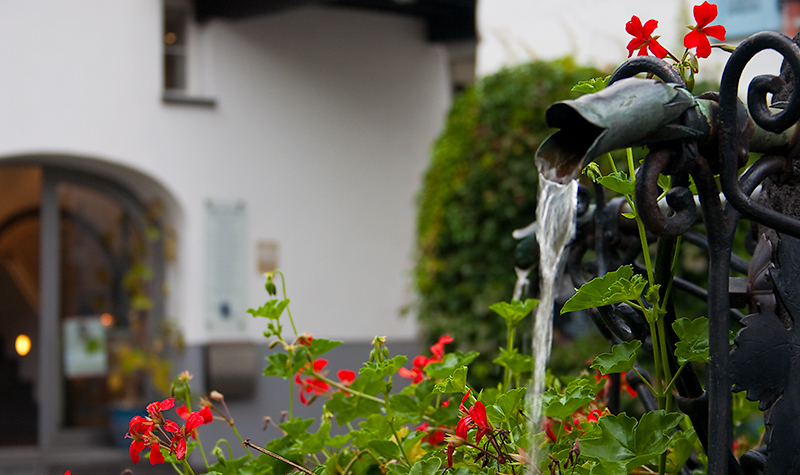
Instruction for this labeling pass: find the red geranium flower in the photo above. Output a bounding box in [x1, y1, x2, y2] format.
[429, 334, 453, 360]
[398, 335, 453, 383]
[145, 397, 175, 424]
[625, 16, 669, 58]
[176, 405, 213, 425]
[295, 359, 331, 405]
[127, 415, 156, 463]
[456, 390, 494, 444]
[165, 411, 205, 460]
[416, 422, 446, 446]
[684, 1, 726, 58]
[337, 369, 356, 385]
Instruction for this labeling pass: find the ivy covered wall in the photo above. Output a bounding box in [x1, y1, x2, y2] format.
[414, 58, 604, 382]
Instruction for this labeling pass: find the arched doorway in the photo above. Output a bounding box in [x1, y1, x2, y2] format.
[0, 164, 167, 447]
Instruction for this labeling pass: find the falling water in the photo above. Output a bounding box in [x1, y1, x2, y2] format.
[512, 267, 531, 301]
[527, 175, 578, 465]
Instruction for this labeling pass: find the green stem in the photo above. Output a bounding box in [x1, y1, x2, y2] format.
[229, 424, 253, 459]
[664, 236, 682, 303]
[218, 439, 234, 460]
[647, 320, 665, 406]
[169, 462, 184, 475]
[341, 449, 370, 475]
[389, 418, 411, 467]
[503, 326, 515, 392]
[274, 270, 298, 336]
[631, 368, 658, 397]
[656, 315, 674, 408]
[182, 459, 196, 475]
[606, 153, 618, 173]
[664, 363, 687, 394]
[625, 300, 645, 312]
[195, 437, 209, 469]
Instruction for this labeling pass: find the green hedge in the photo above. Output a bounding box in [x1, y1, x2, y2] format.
[414, 58, 604, 383]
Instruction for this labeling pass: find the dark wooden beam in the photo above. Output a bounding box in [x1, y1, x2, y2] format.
[193, 0, 475, 42]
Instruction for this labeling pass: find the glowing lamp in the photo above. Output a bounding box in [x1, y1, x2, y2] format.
[15, 334, 31, 356]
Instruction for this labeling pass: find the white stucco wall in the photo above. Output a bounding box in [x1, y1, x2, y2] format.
[0, 1, 451, 344]
[477, 0, 783, 96]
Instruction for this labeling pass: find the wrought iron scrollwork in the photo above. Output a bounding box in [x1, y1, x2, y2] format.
[719, 32, 800, 238]
[535, 28, 800, 475]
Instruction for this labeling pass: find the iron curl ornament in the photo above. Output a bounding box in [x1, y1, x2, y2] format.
[532, 30, 800, 475]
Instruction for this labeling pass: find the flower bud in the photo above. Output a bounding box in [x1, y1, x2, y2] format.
[209, 390, 224, 401]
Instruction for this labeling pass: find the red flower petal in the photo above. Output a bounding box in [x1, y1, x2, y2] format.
[625, 16, 645, 37]
[412, 355, 430, 369]
[199, 406, 214, 424]
[641, 19, 658, 36]
[693, 1, 718, 29]
[455, 415, 472, 439]
[337, 369, 356, 383]
[174, 438, 187, 460]
[158, 398, 175, 411]
[164, 419, 180, 432]
[130, 439, 145, 464]
[459, 390, 471, 412]
[176, 405, 189, 420]
[469, 401, 491, 430]
[684, 29, 704, 47]
[313, 359, 327, 372]
[149, 444, 165, 465]
[702, 24, 726, 41]
[648, 39, 669, 59]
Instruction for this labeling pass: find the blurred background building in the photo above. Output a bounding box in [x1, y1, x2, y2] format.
[1, 0, 797, 473]
[0, 1, 474, 473]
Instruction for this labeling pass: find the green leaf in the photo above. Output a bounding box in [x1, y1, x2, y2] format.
[562, 265, 646, 314]
[672, 317, 709, 365]
[493, 347, 534, 375]
[597, 171, 635, 196]
[620, 212, 636, 220]
[280, 417, 314, 437]
[489, 387, 526, 423]
[247, 298, 290, 320]
[581, 410, 683, 473]
[308, 338, 342, 357]
[572, 76, 610, 94]
[409, 458, 442, 475]
[360, 355, 408, 381]
[367, 440, 401, 459]
[433, 365, 468, 394]
[388, 394, 423, 421]
[489, 299, 538, 330]
[425, 351, 479, 379]
[543, 377, 596, 420]
[590, 340, 642, 375]
[263, 353, 291, 378]
[666, 426, 696, 473]
[657, 174, 672, 194]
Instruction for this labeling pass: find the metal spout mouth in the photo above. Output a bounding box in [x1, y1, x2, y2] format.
[535, 77, 706, 184]
[537, 104, 606, 183]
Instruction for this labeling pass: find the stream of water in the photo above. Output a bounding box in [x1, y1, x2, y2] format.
[527, 176, 578, 467]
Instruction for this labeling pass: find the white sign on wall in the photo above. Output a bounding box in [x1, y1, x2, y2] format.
[62, 316, 107, 378]
[205, 199, 247, 332]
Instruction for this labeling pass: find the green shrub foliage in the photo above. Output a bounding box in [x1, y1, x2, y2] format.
[414, 58, 604, 383]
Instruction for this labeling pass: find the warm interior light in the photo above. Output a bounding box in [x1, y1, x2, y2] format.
[101, 313, 114, 327]
[15, 334, 31, 356]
